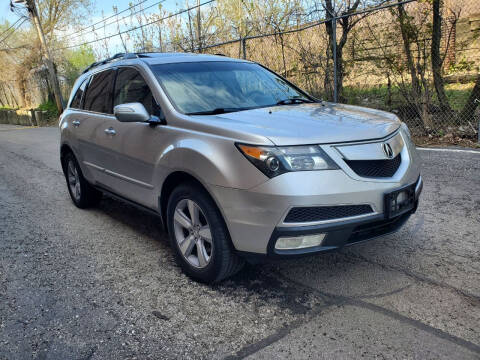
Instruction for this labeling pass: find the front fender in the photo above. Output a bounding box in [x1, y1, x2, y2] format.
[157, 137, 268, 190]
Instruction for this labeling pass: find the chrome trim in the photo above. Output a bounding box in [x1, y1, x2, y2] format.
[84, 161, 153, 189]
[322, 130, 410, 183]
[415, 175, 423, 198]
[382, 143, 394, 158]
[334, 131, 404, 160]
[70, 108, 117, 119]
[104, 127, 117, 135]
[278, 203, 378, 227]
[104, 169, 154, 189]
[83, 161, 104, 171]
[331, 128, 400, 147]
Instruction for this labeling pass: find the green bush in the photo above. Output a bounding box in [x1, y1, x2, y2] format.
[36, 100, 59, 119]
[342, 83, 473, 113]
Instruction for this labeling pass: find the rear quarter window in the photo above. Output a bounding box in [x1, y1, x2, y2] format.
[69, 78, 88, 109]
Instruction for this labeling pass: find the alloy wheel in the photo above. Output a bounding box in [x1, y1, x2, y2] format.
[67, 160, 81, 202]
[173, 199, 213, 268]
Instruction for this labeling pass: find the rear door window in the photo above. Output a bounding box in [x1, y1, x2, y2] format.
[83, 69, 115, 114]
[113, 67, 154, 114]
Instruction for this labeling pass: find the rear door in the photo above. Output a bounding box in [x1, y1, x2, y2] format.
[67, 77, 88, 164]
[77, 69, 117, 186]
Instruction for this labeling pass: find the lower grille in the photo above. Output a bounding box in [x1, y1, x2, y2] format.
[284, 204, 374, 223]
[345, 154, 401, 178]
[347, 211, 410, 245]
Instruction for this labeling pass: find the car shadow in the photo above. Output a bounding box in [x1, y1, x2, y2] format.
[93, 194, 415, 316]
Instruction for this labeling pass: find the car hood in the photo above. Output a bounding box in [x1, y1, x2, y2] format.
[194, 102, 401, 145]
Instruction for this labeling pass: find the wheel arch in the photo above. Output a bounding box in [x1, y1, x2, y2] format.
[60, 143, 74, 174]
[159, 171, 230, 240]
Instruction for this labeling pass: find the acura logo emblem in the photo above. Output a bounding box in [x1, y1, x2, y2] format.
[382, 143, 394, 158]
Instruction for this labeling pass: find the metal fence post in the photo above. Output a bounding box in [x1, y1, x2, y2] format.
[476, 99, 480, 143]
[242, 38, 247, 60]
[332, 16, 337, 103]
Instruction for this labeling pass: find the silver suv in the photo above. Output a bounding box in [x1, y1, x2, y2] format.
[60, 52, 422, 283]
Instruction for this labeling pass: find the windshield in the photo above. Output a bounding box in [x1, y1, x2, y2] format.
[150, 61, 312, 115]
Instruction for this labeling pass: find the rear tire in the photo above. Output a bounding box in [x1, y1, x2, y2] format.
[166, 181, 244, 283]
[63, 152, 102, 209]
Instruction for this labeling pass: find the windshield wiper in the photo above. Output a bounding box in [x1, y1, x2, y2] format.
[276, 98, 315, 105]
[186, 107, 250, 115]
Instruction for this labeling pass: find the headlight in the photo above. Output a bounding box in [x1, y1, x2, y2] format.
[236, 143, 339, 178]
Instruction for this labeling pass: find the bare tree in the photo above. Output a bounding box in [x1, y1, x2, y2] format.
[431, 0, 452, 113]
[37, 0, 93, 35]
[113, 5, 128, 53]
[322, 0, 382, 102]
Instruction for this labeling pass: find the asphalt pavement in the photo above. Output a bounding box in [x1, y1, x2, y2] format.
[0, 124, 479, 359]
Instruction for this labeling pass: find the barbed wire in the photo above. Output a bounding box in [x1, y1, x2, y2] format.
[55, 0, 150, 41]
[51, 0, 216, 52]
[194, 0, 416, 52]
[62, 0, 167, 43]
[2, 0, 479, 140]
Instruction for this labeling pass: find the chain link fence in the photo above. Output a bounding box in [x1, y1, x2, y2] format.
[8, 0, 479, 142]
[195, 0, 480, 142]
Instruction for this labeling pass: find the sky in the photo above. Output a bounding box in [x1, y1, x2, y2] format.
[2, 0, 182, 24]
[1, 0, 191, 54]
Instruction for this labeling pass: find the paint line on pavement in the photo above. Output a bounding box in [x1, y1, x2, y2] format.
[417, 147, 480, 154]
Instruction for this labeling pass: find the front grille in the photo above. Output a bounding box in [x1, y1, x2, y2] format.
[344, 154, 401, 178]
[284, 204, 374, 223]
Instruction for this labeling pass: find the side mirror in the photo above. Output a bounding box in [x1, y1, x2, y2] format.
[113, 102, 150, 122]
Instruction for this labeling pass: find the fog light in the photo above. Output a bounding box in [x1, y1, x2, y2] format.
[275, 233, 326, 250]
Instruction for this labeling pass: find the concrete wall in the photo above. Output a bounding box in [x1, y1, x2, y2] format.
[0, 109, 49, 126]
[454, 13, 480, 67]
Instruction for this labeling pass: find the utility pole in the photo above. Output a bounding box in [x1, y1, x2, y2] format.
[23, 0, 64, 113]
[196, 0, 201, 52]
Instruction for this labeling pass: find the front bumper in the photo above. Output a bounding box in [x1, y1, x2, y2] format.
[267, 198, 418, 258]
[207, 130, 422, 256]
[208, 171, 422, 256]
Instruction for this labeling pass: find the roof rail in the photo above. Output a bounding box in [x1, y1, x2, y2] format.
[82, 53, 139, 74]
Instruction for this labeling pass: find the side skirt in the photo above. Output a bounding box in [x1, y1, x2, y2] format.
[94, 184, 165, 229]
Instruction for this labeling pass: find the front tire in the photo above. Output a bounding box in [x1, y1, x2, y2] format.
[166, 182, 244, 283]
[63, 152, 102, 208]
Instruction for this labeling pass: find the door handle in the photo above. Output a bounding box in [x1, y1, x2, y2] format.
[72, 120, 80, 127]
[104, 127, 116, 136]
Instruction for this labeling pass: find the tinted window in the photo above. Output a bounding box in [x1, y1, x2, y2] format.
[114, 67, 153, 114]
[151, 62, 310, 114]
[70, 78, 88, 109]
[83, 70, 114, 113]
